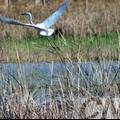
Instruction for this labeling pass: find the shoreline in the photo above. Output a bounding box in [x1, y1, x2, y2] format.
[0, 51, 119, 63]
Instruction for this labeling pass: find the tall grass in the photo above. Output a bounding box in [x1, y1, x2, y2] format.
[0, 60, 120, 119]
[0, 32, 119, 63]
[0, 32, 119, 119]
[0, 0, 120, 118]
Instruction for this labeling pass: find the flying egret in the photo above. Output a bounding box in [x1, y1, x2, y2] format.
[0, 0, 68, 37]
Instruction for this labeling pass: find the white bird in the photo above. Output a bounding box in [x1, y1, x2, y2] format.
[0, 0, 68, 37]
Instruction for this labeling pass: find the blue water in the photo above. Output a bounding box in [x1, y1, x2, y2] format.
[0, 61, 119, 87]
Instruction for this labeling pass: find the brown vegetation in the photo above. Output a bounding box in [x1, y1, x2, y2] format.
[1, 0, 120, 38]
[1, 79, 120, 119]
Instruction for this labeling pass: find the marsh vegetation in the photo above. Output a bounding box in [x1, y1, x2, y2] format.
[0, 32, 119, 63]
[0, 32, 119, 119]
[0, 0, 120, 119]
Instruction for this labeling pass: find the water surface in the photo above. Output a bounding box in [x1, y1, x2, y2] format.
[0, 61, 119, 86]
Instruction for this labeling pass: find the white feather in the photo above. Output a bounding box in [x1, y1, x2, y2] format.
[0, 0, 68, 37]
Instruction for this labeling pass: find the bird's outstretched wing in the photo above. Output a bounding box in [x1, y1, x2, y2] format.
[42, 0, 68, 28]
[0, 15, 32, 26]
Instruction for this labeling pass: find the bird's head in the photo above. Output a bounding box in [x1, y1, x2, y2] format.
[20, 12, 33, 24]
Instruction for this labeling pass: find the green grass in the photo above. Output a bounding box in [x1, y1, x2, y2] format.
[0, 32, 119, 62]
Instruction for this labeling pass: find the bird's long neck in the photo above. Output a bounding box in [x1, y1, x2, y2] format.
[27, 13, 33, 24]
[21, 12, 33, 24]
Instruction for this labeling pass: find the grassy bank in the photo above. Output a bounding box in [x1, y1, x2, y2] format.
[0, 32, 119, 63]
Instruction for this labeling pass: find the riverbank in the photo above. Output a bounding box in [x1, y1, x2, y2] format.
[0, 32, 119, 63]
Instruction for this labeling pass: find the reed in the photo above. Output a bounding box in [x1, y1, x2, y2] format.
[0, 34, 119, 118]
[0, 59, 119, 119]
[0, 0, 120, 119]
